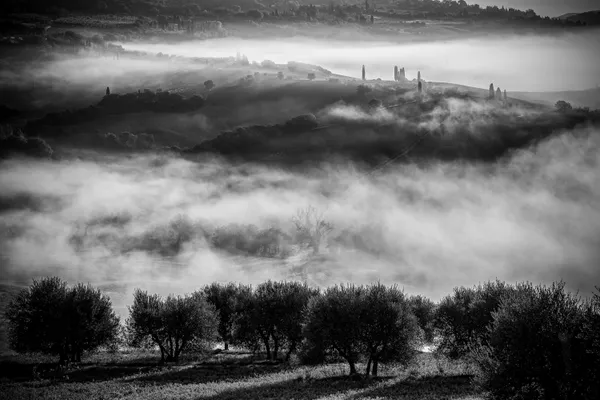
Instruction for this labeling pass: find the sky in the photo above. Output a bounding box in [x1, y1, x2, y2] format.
[471, 0, 599, 17]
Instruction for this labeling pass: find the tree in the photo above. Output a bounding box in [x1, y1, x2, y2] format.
[307, 72, 316, 80]
[407, 295, 436, 344]
[360, 284, 420, 376]
[362, 65, 366, 81]
[277, 71, 284, 80]
[106, 86, 110, 96]
[434, 280, 514, 359]
[472, 282, 596, 400]
[555, 100, 573, 113]
[394, 66, 398, 81]
[292, 206, 333, 254]
[303, 284, 366, 375]
[496, 87, 502, 99]
[418, 81, 423, 93]
[126, 289, 218, 362]
[357, 84, 372, 97]
[204, 80, 215, 91]
[489, 83, 495, 99]
[368, 98, 383, 108]
[232, 281, 317, 360]
[203, 283, 245, 350]
[5, 277, 120, 365]
[247, 9, 264, 21]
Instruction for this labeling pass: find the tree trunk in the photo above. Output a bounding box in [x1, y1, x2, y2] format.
[365, 357, 372, 376]
[349, 361, 357, 375]
[263, 336, 271, 360]
[273, 337, 279, 361]
[372, 358, 379, 377]
[224, 342, 229, 351]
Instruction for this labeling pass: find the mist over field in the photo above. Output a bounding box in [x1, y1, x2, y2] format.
[121, 31, 600, 92]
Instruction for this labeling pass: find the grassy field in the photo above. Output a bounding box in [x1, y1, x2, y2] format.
[0, 349, 483, 400]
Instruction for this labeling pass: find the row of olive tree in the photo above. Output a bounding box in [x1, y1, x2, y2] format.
[5, 277, 432, 376]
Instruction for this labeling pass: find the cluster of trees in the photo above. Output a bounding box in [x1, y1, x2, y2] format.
[435, 281, 600, 399]
[6, 276, 600, 398]
[0, 124, 53, 159]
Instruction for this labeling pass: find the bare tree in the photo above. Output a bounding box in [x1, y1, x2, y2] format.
[292, 206, 333, 254]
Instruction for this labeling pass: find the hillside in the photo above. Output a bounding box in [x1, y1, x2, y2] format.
[558, 10, 600, 25]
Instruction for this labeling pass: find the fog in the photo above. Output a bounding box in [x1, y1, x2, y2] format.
[121, 31, 600, 92]
[1, 119, 599, 318]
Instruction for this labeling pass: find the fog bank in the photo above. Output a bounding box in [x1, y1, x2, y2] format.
[1, 124, 599, 318]
[122, 31, 600, 92]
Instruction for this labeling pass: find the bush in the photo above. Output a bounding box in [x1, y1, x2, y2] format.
[5, 277, 120, 364]
[307, 72, 316, 80]
[233, 281, 318, 361]
[126, 289, 218, 362]
[472, 281, 598, 400]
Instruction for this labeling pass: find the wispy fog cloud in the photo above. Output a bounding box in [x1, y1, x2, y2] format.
[1, 122, 599, 318]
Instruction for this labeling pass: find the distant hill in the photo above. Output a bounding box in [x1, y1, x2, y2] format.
[557, 10, 600, 25]
[511, 87, 600, 110]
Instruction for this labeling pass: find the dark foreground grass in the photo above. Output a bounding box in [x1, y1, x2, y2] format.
[0, 350, 484, 400]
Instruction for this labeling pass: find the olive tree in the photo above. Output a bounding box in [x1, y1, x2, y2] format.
[126, 289, 218, 362]
[361, 284, 420, 376]
[233, 281, 317, 360]
[302, 284, 366, 375]
[203, 282, 248, 350]
[5, 277, 120, 365]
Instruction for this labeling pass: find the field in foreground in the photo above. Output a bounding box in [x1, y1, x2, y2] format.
[0, 351, 482, 400]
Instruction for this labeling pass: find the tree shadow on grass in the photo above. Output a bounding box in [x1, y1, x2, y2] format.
[348, 374, 480, 399]
[195, 375, 391, 400]
[131, 361, 288, 386]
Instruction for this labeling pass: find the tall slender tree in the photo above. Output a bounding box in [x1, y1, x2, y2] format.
[362, 65, 366, 81]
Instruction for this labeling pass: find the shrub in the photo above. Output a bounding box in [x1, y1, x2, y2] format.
[307, 72, 316, 80]
[277, 71, 284, 80]
[5, 277, 120, 364]
[472, 281, 597, 400]
[126, 289, 218, 362]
